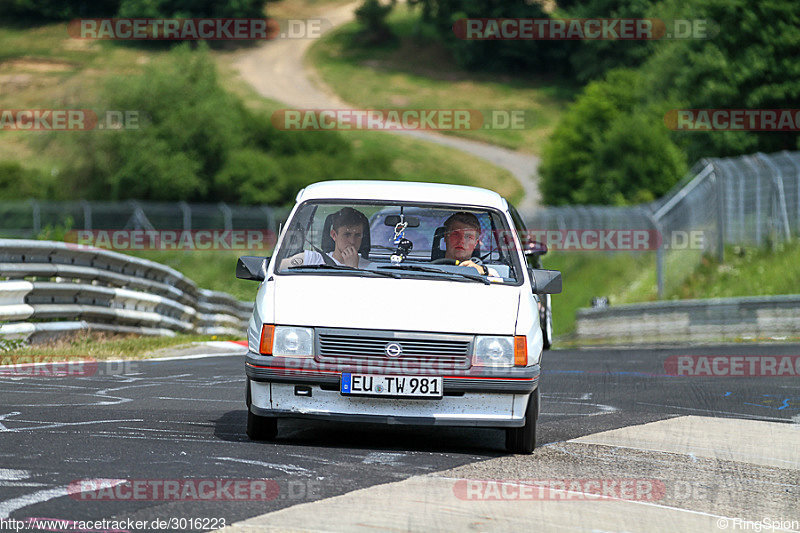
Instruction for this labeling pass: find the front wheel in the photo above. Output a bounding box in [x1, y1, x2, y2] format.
[245, 379, 278, 441]
[247, 410, 278, 441]
[505, 390, 538, 454]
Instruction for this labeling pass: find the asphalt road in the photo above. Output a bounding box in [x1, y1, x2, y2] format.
[1, 343, 799, 531]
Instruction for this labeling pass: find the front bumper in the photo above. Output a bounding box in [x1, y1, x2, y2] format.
[245, 351, 539, 427]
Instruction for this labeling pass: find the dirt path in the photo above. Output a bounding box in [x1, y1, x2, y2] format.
[233, 2, 541, 209]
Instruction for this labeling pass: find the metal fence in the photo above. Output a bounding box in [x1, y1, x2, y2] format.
[0, 200, 289, 238]
[0, 239, 252, 343]
[520, 150, 800, 298]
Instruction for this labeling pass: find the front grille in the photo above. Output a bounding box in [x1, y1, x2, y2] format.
[316, 328, 472, 369]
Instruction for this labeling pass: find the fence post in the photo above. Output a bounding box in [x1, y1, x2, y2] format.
[711, 162, 725, 263]
[80, 200, 92, 231]
[30, 199, 40, 236]
[643, 207, 664, 299]
[786, 151, 800, 237]
[757, 152, 792, 243]
[178, 201, 191, 231]
[219, 203, 232, 232]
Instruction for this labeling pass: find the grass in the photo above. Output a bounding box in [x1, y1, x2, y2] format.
[126, 250, 262, 302]
[0, 332, 240, 360]
[542, 251, 657, 336]
[307, 5, 575, 152]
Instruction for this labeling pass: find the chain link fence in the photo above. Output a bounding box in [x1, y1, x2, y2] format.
[0, 200, 289, 238]
[519, 150, 800, 298]
[1, 150, 798, 297]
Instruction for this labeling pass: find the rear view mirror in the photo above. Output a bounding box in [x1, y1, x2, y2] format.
[529, 268, 562, 294]
[523, 240, 548, 257]
[384, 215, 420, 227]
[236, 256, 269, 281]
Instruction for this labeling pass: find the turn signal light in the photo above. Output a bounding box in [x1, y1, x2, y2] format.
[260, 324, 275, 355]
[514, 336, 527, 366]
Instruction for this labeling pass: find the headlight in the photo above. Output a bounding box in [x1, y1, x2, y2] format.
[472, 336, 515, 367]
[260, 325, 314, 357]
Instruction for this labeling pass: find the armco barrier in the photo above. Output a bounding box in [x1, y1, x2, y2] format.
[0, 239, 253, 342]
[575, 295, 800, 343]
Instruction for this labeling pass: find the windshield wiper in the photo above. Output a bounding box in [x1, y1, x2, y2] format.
[378, 265, 491, 285]
[288, 264, 400, 278]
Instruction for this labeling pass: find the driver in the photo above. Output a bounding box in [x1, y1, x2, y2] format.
[280, 207, 371, 269]
[442, 212, 497, 276]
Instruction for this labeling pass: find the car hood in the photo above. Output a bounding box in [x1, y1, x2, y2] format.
[270, 274, 520, 335]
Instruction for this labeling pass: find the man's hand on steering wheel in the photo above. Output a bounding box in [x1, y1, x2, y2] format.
[431, 257, 487, 275]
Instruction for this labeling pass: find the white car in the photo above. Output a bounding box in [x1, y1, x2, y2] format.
[236, 180, 561, 453]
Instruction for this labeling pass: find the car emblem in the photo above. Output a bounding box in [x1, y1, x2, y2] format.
[385, 342, 403, 357]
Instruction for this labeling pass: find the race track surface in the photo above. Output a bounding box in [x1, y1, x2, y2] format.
[1, 344, 798, 532]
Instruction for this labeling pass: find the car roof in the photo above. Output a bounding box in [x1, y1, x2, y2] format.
[296, 180, 509, 210]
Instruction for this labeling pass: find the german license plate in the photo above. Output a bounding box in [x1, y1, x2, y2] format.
[340, 373, 443, 398]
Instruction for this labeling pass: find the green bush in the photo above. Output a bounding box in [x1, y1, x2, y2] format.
[539, 69, 686, 205]
[116, 0, 266, 18]
[214, 149, 286, 205]
[355, 0, 396, 44]
[0, 161, 60, 200]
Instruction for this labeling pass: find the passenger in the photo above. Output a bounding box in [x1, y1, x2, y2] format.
[280, 207, 371, 269]
[442, 212, 497, 276]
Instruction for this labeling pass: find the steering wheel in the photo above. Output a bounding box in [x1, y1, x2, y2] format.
[431, 258, 458, 265]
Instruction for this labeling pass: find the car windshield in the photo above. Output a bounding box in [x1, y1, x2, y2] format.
[273, 201, 521, 284]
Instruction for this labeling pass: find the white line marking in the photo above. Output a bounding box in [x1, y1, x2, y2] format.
[0, 469, 29, 481]
[215, 456, 311, 476]
[0, 479, 126, 519]
[0, 419, 144, 433]
[0, 412, 21, 431]
[155, 397, 240, 403]
[362, 452, 406, 465]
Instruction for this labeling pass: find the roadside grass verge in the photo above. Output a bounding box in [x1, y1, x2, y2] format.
[307, 5, 576, 152]
[0, 332, 240, 360]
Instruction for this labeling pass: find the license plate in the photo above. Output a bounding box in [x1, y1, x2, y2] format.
[340, 373, 443, 398]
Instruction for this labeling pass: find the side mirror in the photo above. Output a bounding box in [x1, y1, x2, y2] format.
[236, 256, 269, 282]
[523, 240, 547, 257]
[529, 268, 562, 294]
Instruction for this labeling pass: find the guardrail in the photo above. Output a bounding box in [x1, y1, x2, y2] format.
[0, 239, 252, 343]
[575, 295, 800, 344]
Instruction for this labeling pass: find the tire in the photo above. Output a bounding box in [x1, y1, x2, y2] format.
[245, 379, 278, 441]
[505, 389, 538, 454]
[541, 295, 553, 350]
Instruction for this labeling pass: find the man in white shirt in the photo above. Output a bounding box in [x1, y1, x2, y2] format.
[280, 207, 371, 270]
